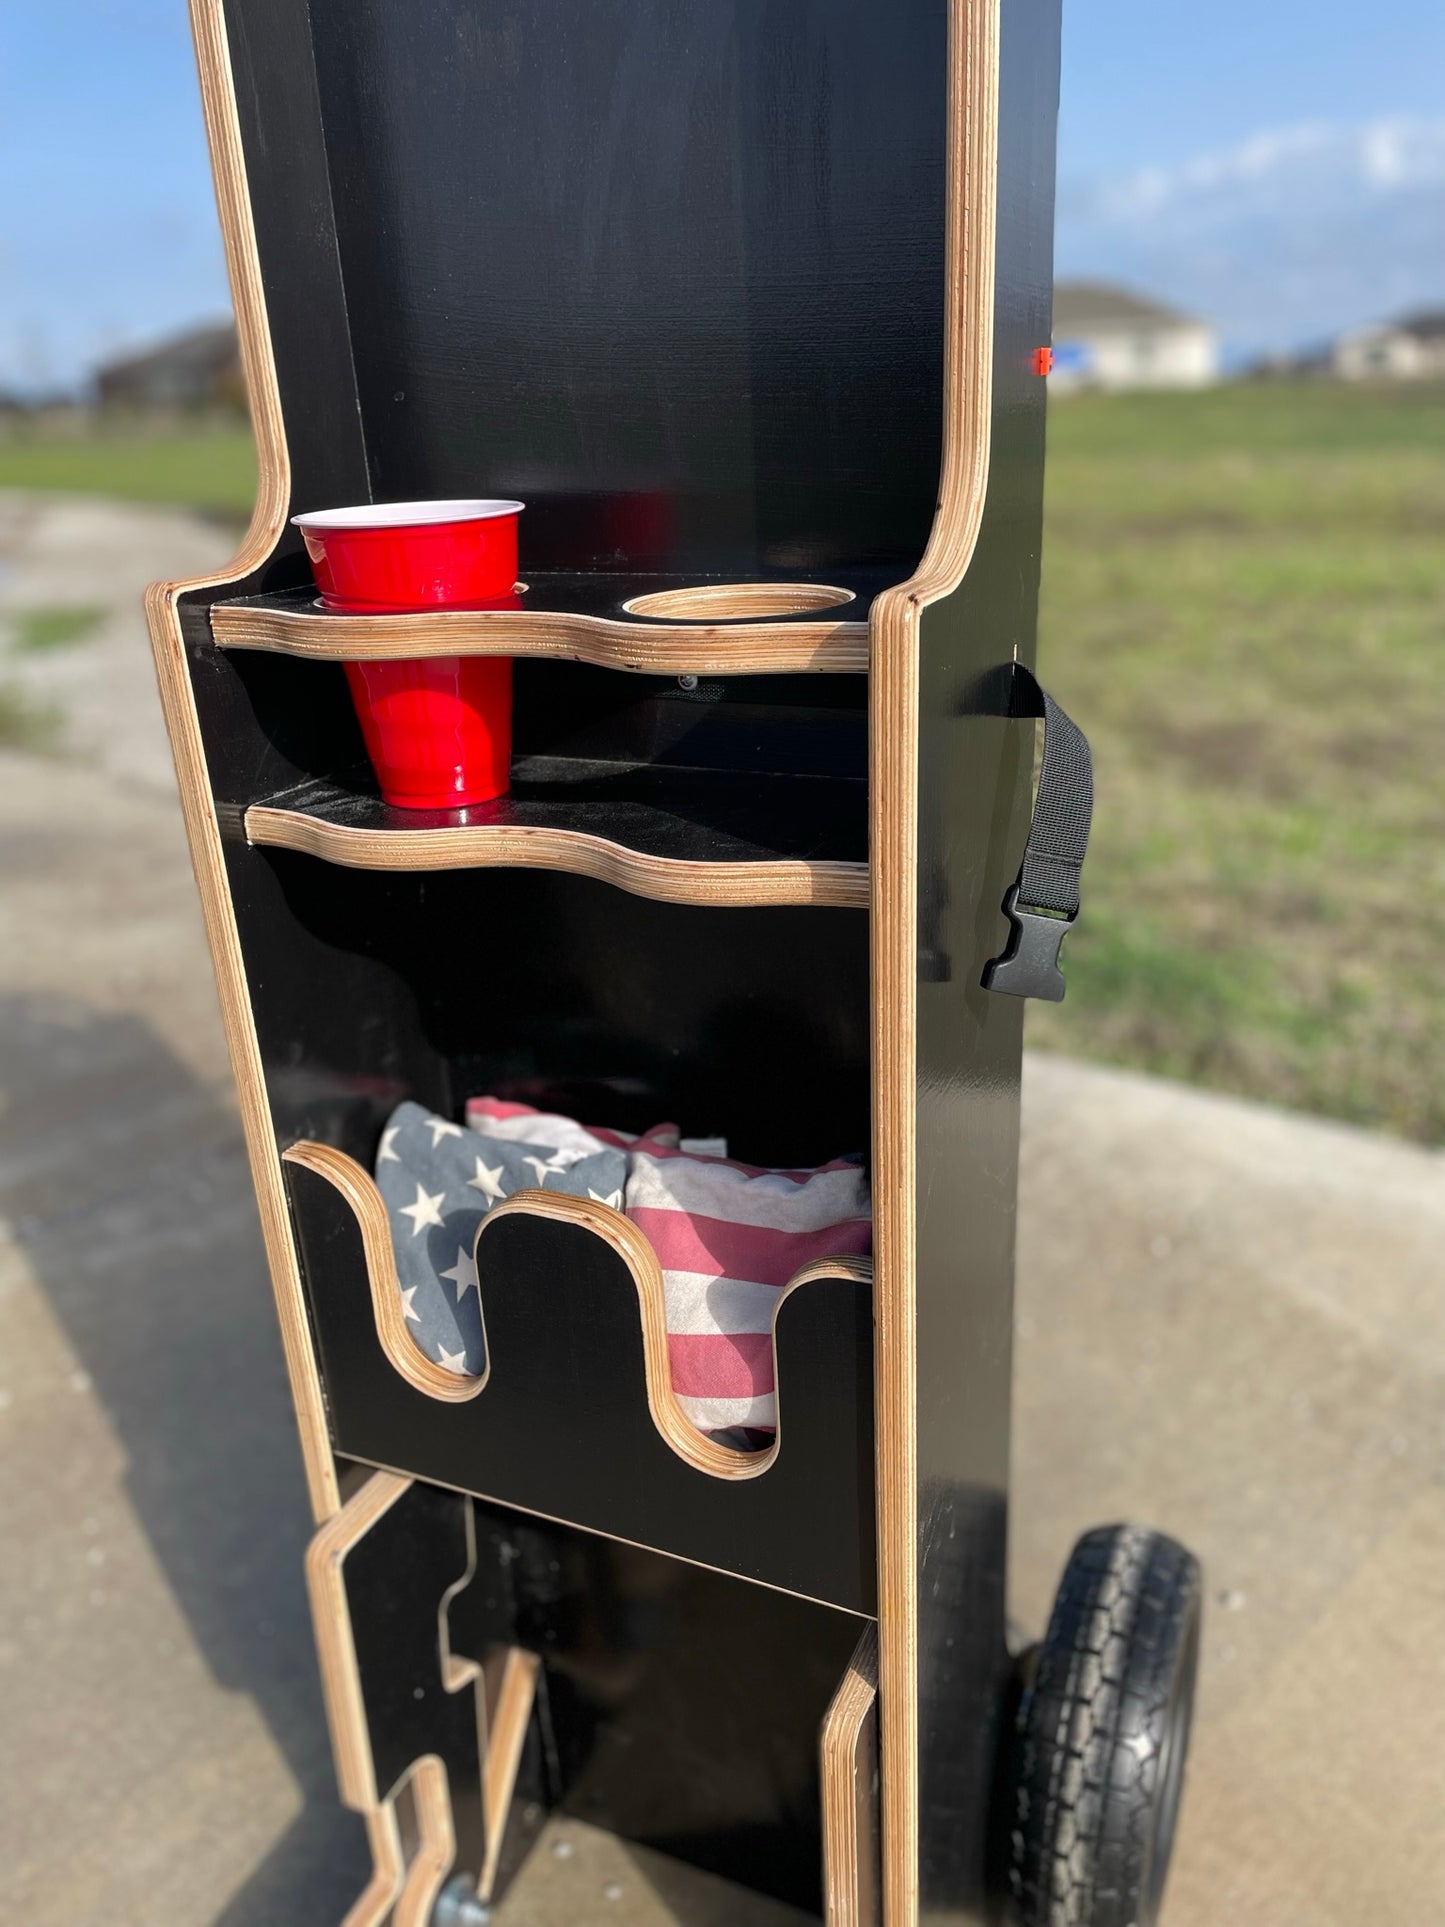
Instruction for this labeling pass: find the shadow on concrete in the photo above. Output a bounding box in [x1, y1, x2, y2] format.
[0, 992, 369, 1925]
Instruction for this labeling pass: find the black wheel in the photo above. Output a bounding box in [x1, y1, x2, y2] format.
[1008, 1524, 1201, 1927]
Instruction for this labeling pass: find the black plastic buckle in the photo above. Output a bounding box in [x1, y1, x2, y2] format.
[981, 886, 1073, 1003]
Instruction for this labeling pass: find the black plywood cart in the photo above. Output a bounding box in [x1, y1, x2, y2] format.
[148, 2, 1201, 1922]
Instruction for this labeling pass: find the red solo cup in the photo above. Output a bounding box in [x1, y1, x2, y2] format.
[291, 501, 524, 809]
[343, 654, 513, 809]
[291, 499, 524, 609]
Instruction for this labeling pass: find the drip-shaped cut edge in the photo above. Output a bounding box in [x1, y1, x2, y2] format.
[282, 1140, 872, 1483]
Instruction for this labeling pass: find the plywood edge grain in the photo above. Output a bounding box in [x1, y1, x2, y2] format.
[392, 1758, 459, 1927]
[478, 1647, 542, 1902]
[142, 0, 342, 1521]
[305, 1470, 415, 1812]
[212, 598, 869, 673]
[284, 1141, 489, 1405]
[307, 1473, 490, 1927]
[822, 1623, 882, 1927]
[866, 3, 1003, 1922]
[245, 805, 869, 908]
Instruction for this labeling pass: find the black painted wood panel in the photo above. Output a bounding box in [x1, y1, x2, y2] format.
[302, 0, 947, 574]
[289, 1164, 877, 1614]
[910, 2, 1062, 1920]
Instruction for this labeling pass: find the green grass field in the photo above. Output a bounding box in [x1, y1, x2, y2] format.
[2, 386, 1438, 1139]
[1030, 381, 1445, 1144]
[0, 424, 257, 517]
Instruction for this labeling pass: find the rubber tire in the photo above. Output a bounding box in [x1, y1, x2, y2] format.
[1008, 1524, 1201, 1927]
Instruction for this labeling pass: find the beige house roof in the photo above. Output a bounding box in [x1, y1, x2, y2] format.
[1053, 281, 1202, 333]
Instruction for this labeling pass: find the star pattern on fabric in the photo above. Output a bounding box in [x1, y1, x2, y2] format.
[589, 1188, 624, 1209]
[467, 1157, 507, 1202]
[440, 1246, 479, 1301]
[376, 1099, 630, 1389]
[522, 1152, 571, 1187]
[399, 1182, 446, 1235]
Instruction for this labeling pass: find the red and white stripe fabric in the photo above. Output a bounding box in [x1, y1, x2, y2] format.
[625, 1145, 871, 1435]
[465, 1098, 872, 1437]
[465, 1097, 678, 1207]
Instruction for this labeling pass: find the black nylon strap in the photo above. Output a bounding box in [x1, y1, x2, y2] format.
[981, 668, 1094, 1002]
[1018, 676, 1092, 919]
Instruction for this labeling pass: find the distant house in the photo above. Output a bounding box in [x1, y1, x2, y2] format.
[1051, 282, 1220, 392]
[96, 322, 243, 412]
[1333, 311, 1445, 381]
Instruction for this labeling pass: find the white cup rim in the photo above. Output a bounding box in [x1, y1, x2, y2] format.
[291, 498, 525, 531]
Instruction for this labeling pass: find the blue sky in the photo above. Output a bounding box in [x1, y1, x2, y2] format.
[1059, 0, 1445, 179]
[3, 0, 1444, 389]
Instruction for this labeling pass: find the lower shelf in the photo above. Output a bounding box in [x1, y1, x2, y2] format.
[246, 759, 868, 907]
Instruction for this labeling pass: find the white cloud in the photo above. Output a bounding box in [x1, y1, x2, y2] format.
[1057, 116, 1445, 355]
[1070, 116, 1445, 221]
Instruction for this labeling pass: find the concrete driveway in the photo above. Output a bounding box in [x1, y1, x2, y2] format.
[1, 495, 1441, 1924]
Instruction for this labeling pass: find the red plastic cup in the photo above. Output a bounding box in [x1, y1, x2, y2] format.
[291, 498, 524, 610]
[342, 654, 512, 809]
[290, 500, 524, 809]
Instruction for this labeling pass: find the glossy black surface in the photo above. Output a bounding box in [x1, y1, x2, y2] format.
[302, 0, 945, 575]
[221, 855, 870, 1164]
[288, 1160, 876, 1614]
[910, 3, 1062, 1920]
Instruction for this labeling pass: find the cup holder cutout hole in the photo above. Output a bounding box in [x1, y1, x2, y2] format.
[623, 582, 856, 623]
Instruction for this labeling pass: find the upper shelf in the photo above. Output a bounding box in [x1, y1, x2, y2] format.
[209, 573, 883, 675]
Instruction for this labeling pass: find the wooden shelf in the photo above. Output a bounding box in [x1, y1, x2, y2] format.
[210, 573, 882, 674]
[244, 757, 868, 908]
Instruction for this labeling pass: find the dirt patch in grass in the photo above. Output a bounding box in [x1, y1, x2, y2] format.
[10, 606, 106, 653]
[0, 684, 62, 752]
[1029, 382, 1445, 1144]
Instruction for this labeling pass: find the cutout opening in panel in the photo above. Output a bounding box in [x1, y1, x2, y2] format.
[623, 582, 856, 622]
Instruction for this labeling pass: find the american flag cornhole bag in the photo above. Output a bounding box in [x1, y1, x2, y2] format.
[379, 1098, 873, 1438]
[374, 1100, 627, 1376]
[623, 1146, 872, 1437]
[464, 1096, 681, 1164]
